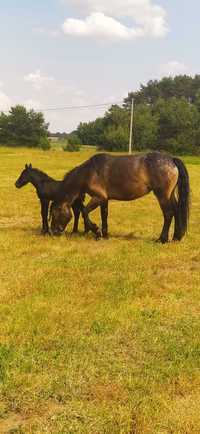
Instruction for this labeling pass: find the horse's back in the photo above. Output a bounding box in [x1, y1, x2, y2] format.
[89, 152, 179, 201]
[88, 153, 149, 200]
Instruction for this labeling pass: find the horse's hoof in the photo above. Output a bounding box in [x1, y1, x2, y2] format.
[53, 231, 63, 237]
[102, 233, 109, 240]
[41, 230, 51, 236]
[156, 237, 169, 244]
[95, 229, 102, 240]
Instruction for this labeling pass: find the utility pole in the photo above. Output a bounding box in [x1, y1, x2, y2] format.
[129, 97, 134, 154]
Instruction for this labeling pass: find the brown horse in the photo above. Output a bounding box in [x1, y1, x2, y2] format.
[50, 152, 190, 243]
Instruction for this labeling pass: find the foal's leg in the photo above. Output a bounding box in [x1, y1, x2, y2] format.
[101, 201, 109, 238]
[71, 200, 81, 233]
[40, 199, 50, 234]
[156, 196, 174, 243]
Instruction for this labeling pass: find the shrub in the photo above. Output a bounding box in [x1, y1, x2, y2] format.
[39, 136, 51, 150]
[62, 142, 80, 152]
[62, 133, 81, 152]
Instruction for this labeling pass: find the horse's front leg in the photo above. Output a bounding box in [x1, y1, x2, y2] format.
[82, 197, 107, 240]
[40, 199, 50, 234]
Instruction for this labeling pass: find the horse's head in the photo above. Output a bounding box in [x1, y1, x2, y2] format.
[15, 164, 33, 188]
[50, 201, 72, 235]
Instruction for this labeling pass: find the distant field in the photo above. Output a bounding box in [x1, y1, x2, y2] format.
[50, 139, 97, 152]
[0, 147, 200, 433]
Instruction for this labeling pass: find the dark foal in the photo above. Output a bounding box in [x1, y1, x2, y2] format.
[50, 152, 190, 243]
[15, 164, 87, 234]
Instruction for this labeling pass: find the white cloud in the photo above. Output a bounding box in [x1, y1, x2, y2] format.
[24, 69, 55, 90]
[62, 0, 168, 40]
[63, 13, 144, 40]
[160, 61, 188, 77]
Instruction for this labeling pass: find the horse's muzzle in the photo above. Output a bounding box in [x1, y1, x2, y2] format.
[51, 224, 65, 236]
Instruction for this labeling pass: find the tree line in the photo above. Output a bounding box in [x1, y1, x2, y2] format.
[76, 75, 200, 154]
[1, 75, 200, 153]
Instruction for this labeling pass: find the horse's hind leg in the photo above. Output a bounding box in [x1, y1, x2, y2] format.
[156, 195, 175, 243]
[161, 191, 182, 242]
[172, 194, 182, 241]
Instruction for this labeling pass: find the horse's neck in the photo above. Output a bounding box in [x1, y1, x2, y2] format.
[59, 181, 78, 204]
[61, 173, 83, 204]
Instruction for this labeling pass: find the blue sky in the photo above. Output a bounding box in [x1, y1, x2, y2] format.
[0, 0, 199, 132]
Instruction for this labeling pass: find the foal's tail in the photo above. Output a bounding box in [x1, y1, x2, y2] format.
[173, 157, 190, 239]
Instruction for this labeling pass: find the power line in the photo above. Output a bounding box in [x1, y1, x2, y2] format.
[1, 100, 124, 114]
[41, 101, 124, 111]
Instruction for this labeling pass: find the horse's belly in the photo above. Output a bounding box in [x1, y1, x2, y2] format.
[108, 184, 151, 201]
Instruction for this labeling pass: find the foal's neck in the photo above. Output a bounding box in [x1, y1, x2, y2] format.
[30, 170, 54, 190]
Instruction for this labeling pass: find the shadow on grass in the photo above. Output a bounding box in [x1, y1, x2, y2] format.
[0, 225, 158, 244]
[110, 231, 154, 242]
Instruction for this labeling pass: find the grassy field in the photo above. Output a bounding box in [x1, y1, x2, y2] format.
[0, 147, 200, 433]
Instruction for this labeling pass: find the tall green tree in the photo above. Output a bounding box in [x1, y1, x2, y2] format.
[101, 105, 129, 151]
[154, 97, 200, 153]
[124, 75, 200, 107]
[77, 117, 105, 147]
[134, 104, 159, 150]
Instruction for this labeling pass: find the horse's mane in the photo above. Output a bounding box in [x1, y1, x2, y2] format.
[62, 159, 90, 183]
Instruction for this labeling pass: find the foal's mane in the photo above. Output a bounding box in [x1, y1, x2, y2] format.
[31, 167, 55, 182]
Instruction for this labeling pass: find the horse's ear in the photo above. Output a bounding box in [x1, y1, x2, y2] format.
[25, 164, 28, 169]
[29, 163, 32, 169]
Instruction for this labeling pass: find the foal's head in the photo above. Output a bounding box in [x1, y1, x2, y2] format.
[50, 201, 72, 235]
[15, 164, 33, 188]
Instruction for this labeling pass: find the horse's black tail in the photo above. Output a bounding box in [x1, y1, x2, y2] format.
[173, 157, 190, 239]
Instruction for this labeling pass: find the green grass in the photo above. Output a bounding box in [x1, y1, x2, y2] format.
[0, 147, 200, 433]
